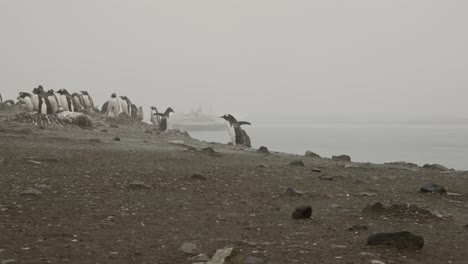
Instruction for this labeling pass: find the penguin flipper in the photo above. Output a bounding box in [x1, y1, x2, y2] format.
[238, 121, 251, 126]
[101, 101, 108, 114]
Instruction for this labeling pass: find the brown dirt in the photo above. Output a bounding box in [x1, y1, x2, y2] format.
[1, 105, 467, 264]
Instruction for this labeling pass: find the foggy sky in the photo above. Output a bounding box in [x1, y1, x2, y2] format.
[1, 1, 467, 121]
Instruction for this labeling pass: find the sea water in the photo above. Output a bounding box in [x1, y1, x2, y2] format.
[187, 121, 468, 170]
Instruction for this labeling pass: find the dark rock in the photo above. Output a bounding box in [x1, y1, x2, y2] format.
[332, 155, 351, 162]
[256, 146, 270, 155]
[312, 168, 321, 173]
[128, 181, 151, 190]
[367, 231, 424, 250]
[244, 256, 265, 264]
[464, 224, 468, 229]
[422, 164, 449, 171]
[190, 173, 206, 181]
[100, 129, 108, 133]
[21, 189, 43, 196]
[290, 160, 305, 166]
[420, 183, 447, 194]
[113, 137, 121, 141]
[319, 174, 335, 181]
[348, 225, 368, 231]
[363, 202, 385, 213]
[292, 205, 312, 219]
[285, 187, 304, 197]
[305, 150, 320, 158]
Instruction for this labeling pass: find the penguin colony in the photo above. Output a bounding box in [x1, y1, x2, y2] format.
[2, 86, 252, 146]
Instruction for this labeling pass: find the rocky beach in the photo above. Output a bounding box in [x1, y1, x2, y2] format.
[1, 104, 467, 264]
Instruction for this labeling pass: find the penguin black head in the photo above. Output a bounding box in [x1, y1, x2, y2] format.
[165, 107, 175, 115]
[56, 88, 68, 95]
[81, 91, 89, 95]
[18, 92, 31, 98]
[111, 93, 117, 98]
[150, 106, 157, 111]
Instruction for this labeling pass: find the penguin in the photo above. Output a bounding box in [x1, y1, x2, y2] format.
[220, 114, 252, 147]
[46, 89, 60, 114]
[17, 92, 34, 112]
[137, 106, 144, 122]
[72, 92, 85, 111]
[31, 86, 52, 114]
[1, 100, 15, 106]
[80, 91, 94, 110]
[56, 89, 75, 112]
[153, 107, 174, 132]
[106, 93, 121, 119]
[119, 96, 132, 116]
[0, 93, 2, 103]
[101, 101, 109, 114]
[31, 86, 45, 112]
[150, 106, 160, 127]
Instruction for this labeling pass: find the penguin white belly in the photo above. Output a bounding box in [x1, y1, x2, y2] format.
[39, 97, 48, 114]
[120, 100, 129, 116]
[20, 97, 34, 112]
[60, 95, 72, 111]
[48, 95, 58, 113]
[107, 99, 121, 118]
[150, 110, 157, 126]
[31, 94, 39, 112]
[73, 96, 84, 110]
[224, 122, 236, 146]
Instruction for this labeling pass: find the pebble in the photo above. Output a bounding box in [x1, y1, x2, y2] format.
[178, 242, 197, 254]
[332, 155, 351, 162]
[367, 231, 424, 250]
[292, 205, 312, 219]
[311, 168, 321, 173]
[244, 256, 265, 264]
[371, 260, 386, 264]
[290, 160, 305, 166]
[304, 150, 320, 158]
[2, 260, 17, 264]
[328, 204, 341, 209]
[420, 183, 447, 194]
[355, 192, 378, 197]
[190, 173, 207, 181]
[347, 225, 368, 231]
[191, 254, 210, 262]
[256, 146, 270, 155]
[113, 137, 121, 141]
[127, 181, 151, 190]
[285, 187, 304, 197]
[20, 189, 43, 196]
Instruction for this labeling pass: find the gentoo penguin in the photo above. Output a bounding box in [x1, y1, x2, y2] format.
[131, 104, 138, 119]
[0, 93, 2, 103]
[31, 86, 52, 114]
[106, 93, 121, 119]
[72, 92, 85, 111]
[150, 106, 160, 127]
[220, 114, 252, 147]
[101, 101, 109, 114]
[56, 89, 75, 112]
[31, 86, 45, 112]
[119, 96, 132, 116]
[153, 107, 174, 132]
[46, 89, 60, 113]
[80, 91, 94, 110]
[17, 92, 34, 112]
[137, 106, 144, 121]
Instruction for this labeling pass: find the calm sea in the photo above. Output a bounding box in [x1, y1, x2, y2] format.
[187, 121, 468, 171]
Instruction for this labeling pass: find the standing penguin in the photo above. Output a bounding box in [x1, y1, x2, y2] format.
[17, 92, 34, 112]
[119, 96, 132, 116]
[31, 86, 45, 112]
[56, 89, 75, 112]
[72, 92, 85, 111]
[105, 93, 121, 119]
[131, 104, 138, 119]
[220, 114, 252, 147]
[137, 106, 144, 121]
[153, 107, 174, 132]
[150, 106, 160, 127]
[80, 91, 94, 110]
[46, 89, 61, 113]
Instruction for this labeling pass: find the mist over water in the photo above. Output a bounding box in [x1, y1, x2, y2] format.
[188, 120, 468, 171]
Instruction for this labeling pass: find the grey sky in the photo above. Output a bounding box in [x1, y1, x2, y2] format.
[1, 1, 467, 121]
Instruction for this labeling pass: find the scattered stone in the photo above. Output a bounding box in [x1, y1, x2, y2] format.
[2, 259, 17, 264]
[256, 146, 270, 154]
[358, 252, 375, 257]
[371, 260, 386, 264]
[355, 192, 378, 197]
[311, 168, 321, 173]
[292, 205, 312, 219]
[209, 247, 234, 264]
[328, 204, 341, 209]
[420, 183, 447, 194]
[384, 161, 419, 168]
[367, 231, 424, 250]
[332, 155, 351, 162]
[304, 150, 320, 158]
[363, 202, 385, 213]
[285, 187, 304, 197]
[422, 163, 449, 171]
[447, 192, 462, 196]
[190, 173, 207, 181]
[319, 175, 335, 181]
[244, 256, 265, 264]
[100, 129, 108, 133]
[363, 202, 443, 220]
[330, 245, 347, 249]
[27, 160, 42, 165]
[290, 160, 305, 166]
[191, 253, 210, 262]
[113, 137, 121, 141]
[178, 242, 197, 254]
[127, 181, 151, 190]
[348, 225, 368, 231]
[20, 189, 43, 196]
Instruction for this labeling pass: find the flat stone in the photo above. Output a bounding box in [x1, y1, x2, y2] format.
[244, 256, 265, 264]
[328, 204, 341, 209]
[290, 160, 305, 166]
[367, 231, 424, 250]
[422, 163, 449, 171]
[190, 173, 207, 181]
[332, 155, 351, 162]
[312, 168, 321, 173]
[285, 187, 304, 197]
[355, 192, 378, 197]
[319, 175, 335, 181]
[420, 183, 447, 194]
[292, 205, 312, 219]
[256, 146, 270, 155]
[210, 247, 234, 264]
[304, 150, 320, 158]
[2, 259, 17, 264]
[128, 181, 151, 190]
[21, 189, 43, 196]
[178, 242, 197, 254]
[191, 254, 210, 262]
[371, 260, 386, 264]
[27, 160, 42, 165]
